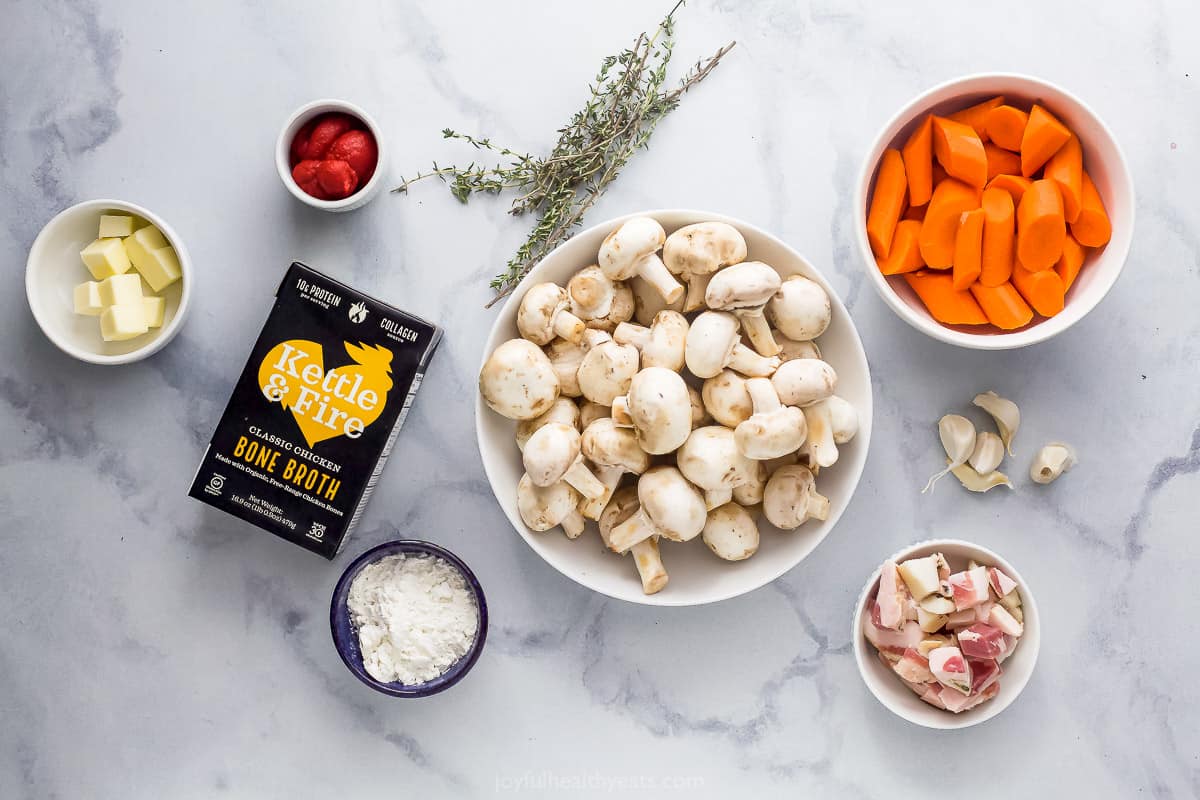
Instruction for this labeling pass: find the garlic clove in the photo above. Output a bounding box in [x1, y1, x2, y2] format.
[922, 414, 977, 494]
[968, 431, 1004, 474]
[973, 390, 1020, 456]
[918, 594, 957, 615]
[1030, 442, 1077, 484]
[950, 461, 1014, 492]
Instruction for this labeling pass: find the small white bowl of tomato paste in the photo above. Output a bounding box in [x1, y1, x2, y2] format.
[276, 99, 386, 212]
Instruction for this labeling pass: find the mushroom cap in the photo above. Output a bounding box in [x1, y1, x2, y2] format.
[637, 466, 706, 542]
[624, 367, 692, 455]
[684, 311, 739, 379]
[598, 217, 666, 280]
[687, 384, 710, 429]
[515, 396, 579, 450]
[676, 425, 756, 491]
[825, 395, 859, 444]
[517, 282, 576, 345]
[581, 417, 650, 474]
[735, 405, 807, 460]
[479, 338, 560, 420]
[767, 275, 831, 342]
[517, 473, 579, 531]
[702, 502, 760, 561]
[704, 261, 782, 310]
[598, 486, 641, 550]
[702, 370, 753, 428]
[732, 460, 768, 506]
[662, 221, 747, 278]
[578, 400, 610, 429]
[577, 339, 639, 406]
[771, 358, 837, 407]
[614, 310, 688, 372]
[585, 281, 635, 333]
[522, 422, 582, 487]
[567, 265, 616, 320]
[775, 330, 821, 362]
[763, 464, 821, 530]
[544, 338, 586, 397]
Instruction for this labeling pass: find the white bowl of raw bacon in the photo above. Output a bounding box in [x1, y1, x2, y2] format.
[852, 539, 1040, 729]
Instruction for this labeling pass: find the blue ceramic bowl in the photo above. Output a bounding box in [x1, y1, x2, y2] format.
[330, 540, 488, 697]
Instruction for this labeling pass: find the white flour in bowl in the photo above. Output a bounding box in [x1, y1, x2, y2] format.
[347, 553, 479, 685]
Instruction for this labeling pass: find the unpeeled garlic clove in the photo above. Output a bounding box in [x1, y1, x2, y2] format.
[950, 461, 1014, 492]
[1030, 442, 1076, 484]
[922, 414, 976, 494]
[973, 391, 1020, 456]
[969, 431, 1004, 474]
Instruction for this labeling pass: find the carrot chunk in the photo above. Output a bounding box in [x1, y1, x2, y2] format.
[1070, 171, 1112, 247]
[970, 282, 1034, 329]
[984, 143, 1022, 181]
[983, 105, 1028, 152]
[905, 271, 989, 325]
[986, 173, 1033, 206]
[1016, 179, 1066, 270]
[902, 116, 934, 207]
[877, 219, 925, 275]
[1020, 104, 1071, 177]
[979, 187, 1015, 287]
[1044, 135, 1083, 223]
[918, 179, 981, 268]
[867, 148, 908, 258]
[953, 209, 984, 290]
[1055, 233, 1086, 291]
[933, 116, 987, 189]
[1012, 263, 1066, 317]
[947, 96, 1005, 141]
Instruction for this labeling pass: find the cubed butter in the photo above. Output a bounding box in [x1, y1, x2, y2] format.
[100, 304, 148, 342]
[98, 214, 136, 238]
[125, 225, 169, 279]
[98, 273, 143, 307]
[140, 246, 182, 292]
[80, 238, 132, 280]
[143, 295, 165, 328]
[73, 281, 104, 315]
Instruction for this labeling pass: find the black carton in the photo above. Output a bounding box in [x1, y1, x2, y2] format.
[188, 263, 441, 558]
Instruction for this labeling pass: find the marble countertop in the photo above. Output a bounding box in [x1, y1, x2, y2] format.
[3, 0, 1197, 796]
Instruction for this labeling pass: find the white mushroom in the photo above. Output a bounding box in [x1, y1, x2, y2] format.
[763, 464, 829, 530]
[581, 463, 625, 521]
[766, 275, 831, 341]
[612, 310, 688, 371]
[629, 274, 685, 327]
[516, 283, 586, 345]
[824, 395, 859, 444]
[705, 261, 783, 356]
[568, 266, 635, 332]
[544, 338, 586, 398]
[517, 473, 584, 537]
[522, 422, 607, 501]
[578, 400, 609, 429]
[702, 370, 754, 428]
[771, 358, 837, 407]
[684, 311, 782, 379]
[515, 396, 579, 450]
[801, 398, 840, 468]
[732, 460, 768, 506]
[576, 330, 639, 406]
[774, 330, 821, 362]
[662, 221, 748, 311]
[609, 367, 692, 455]
[630, 535, 669, 594]
[676, 425, 757, 509]
[598, 485, 640, 552]
[479, 338, 560, 420]
[597, 217, 683, 303]
[608, 466, 706, 551]
[687, 385, 711, 430]
[702, 502, 759, 561]
[734, 378, 807, 460]
[581, 417, 651, 479]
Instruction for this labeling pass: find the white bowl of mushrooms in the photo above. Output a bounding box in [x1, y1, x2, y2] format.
[476, 210, 873, 606]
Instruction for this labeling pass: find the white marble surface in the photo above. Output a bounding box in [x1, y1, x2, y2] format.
[2, 0, 1198, 797]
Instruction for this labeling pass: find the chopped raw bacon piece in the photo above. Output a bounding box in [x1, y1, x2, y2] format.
[948, 566, 990, 610]
[989, 604, 1025, 637]
[958, 623, 1006, 659]
[957, 681, 1001, 712]
[997, 634, 1016, 664]
[894, 648, 936, 684]
[928, 646, 972, 694]
[968, 657, 1002, 694]
[974, 600, 995, 622]
[988, 566, 1019, 598]
[920, 685, 948, 710]
[862, 609, 924, 654]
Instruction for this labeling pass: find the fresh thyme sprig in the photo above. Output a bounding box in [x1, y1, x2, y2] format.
[394, 2, 735, 306]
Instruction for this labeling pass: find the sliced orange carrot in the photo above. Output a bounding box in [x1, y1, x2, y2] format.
[970, 282, 1034, 329]
[1055, 233, 1086, 290]
[903, 203, 927, 222]
[905, 270, 989, 325]
[953, 209, 984, 290]
[918, 178, 981, 268]
[1070, 171, 1112, 247]
[902, 116, 934, 206]
[1044, 135, 1083, 223]
[867, 148, 908, 258]
[1016, 179, 1066, 270]
[1020, 104, 1071, 177]
[986, 173, 1033, 206]
[1012, 263, 1066, 317]
[932, 116, 987, 189]
[947, 95, 1005, 141]
[979, 187, 1015, 287]
[984, 143, 1021, 181]
[983, 105, 1028, 152]
[877, 220, 925, 275]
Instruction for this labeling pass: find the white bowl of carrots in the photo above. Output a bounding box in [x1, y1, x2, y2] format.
[857, 73, 1134, 349]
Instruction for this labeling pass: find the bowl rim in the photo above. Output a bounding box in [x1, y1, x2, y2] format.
[475, 207, 874, 607]
[851, 537, 1041, 729]
[329, 539, 489, 698]
[275, 98, 387, 211]
[855, 71, 1136, 350]
[24, 198, 193, 366]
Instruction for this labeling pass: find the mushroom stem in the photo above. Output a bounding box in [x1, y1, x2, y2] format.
[553, 310, 586, 342]
[683, 272, 715, 312]
[727, 343, 781, 377]
[745, 376, 783, 414]
[610, 396, 634, 426]
[580, 464, 624, 520]
[635, 253, 685, 304]
[631, 537, 669, 594]
[612, 321, 651, 349]
[562, 456, 607, 501]
[734, 309, 781, 356]
[561, 509, 585, 539]
[609, 508, 656, 552]
[806, 493, 831, 521]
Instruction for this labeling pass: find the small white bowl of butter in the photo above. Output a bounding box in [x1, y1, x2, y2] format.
[26, 198, 192, 365]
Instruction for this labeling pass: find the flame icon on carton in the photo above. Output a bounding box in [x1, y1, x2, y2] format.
[348, 301, 368, 323]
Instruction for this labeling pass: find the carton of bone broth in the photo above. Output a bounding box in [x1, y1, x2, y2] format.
[189, 263, 441, 558]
